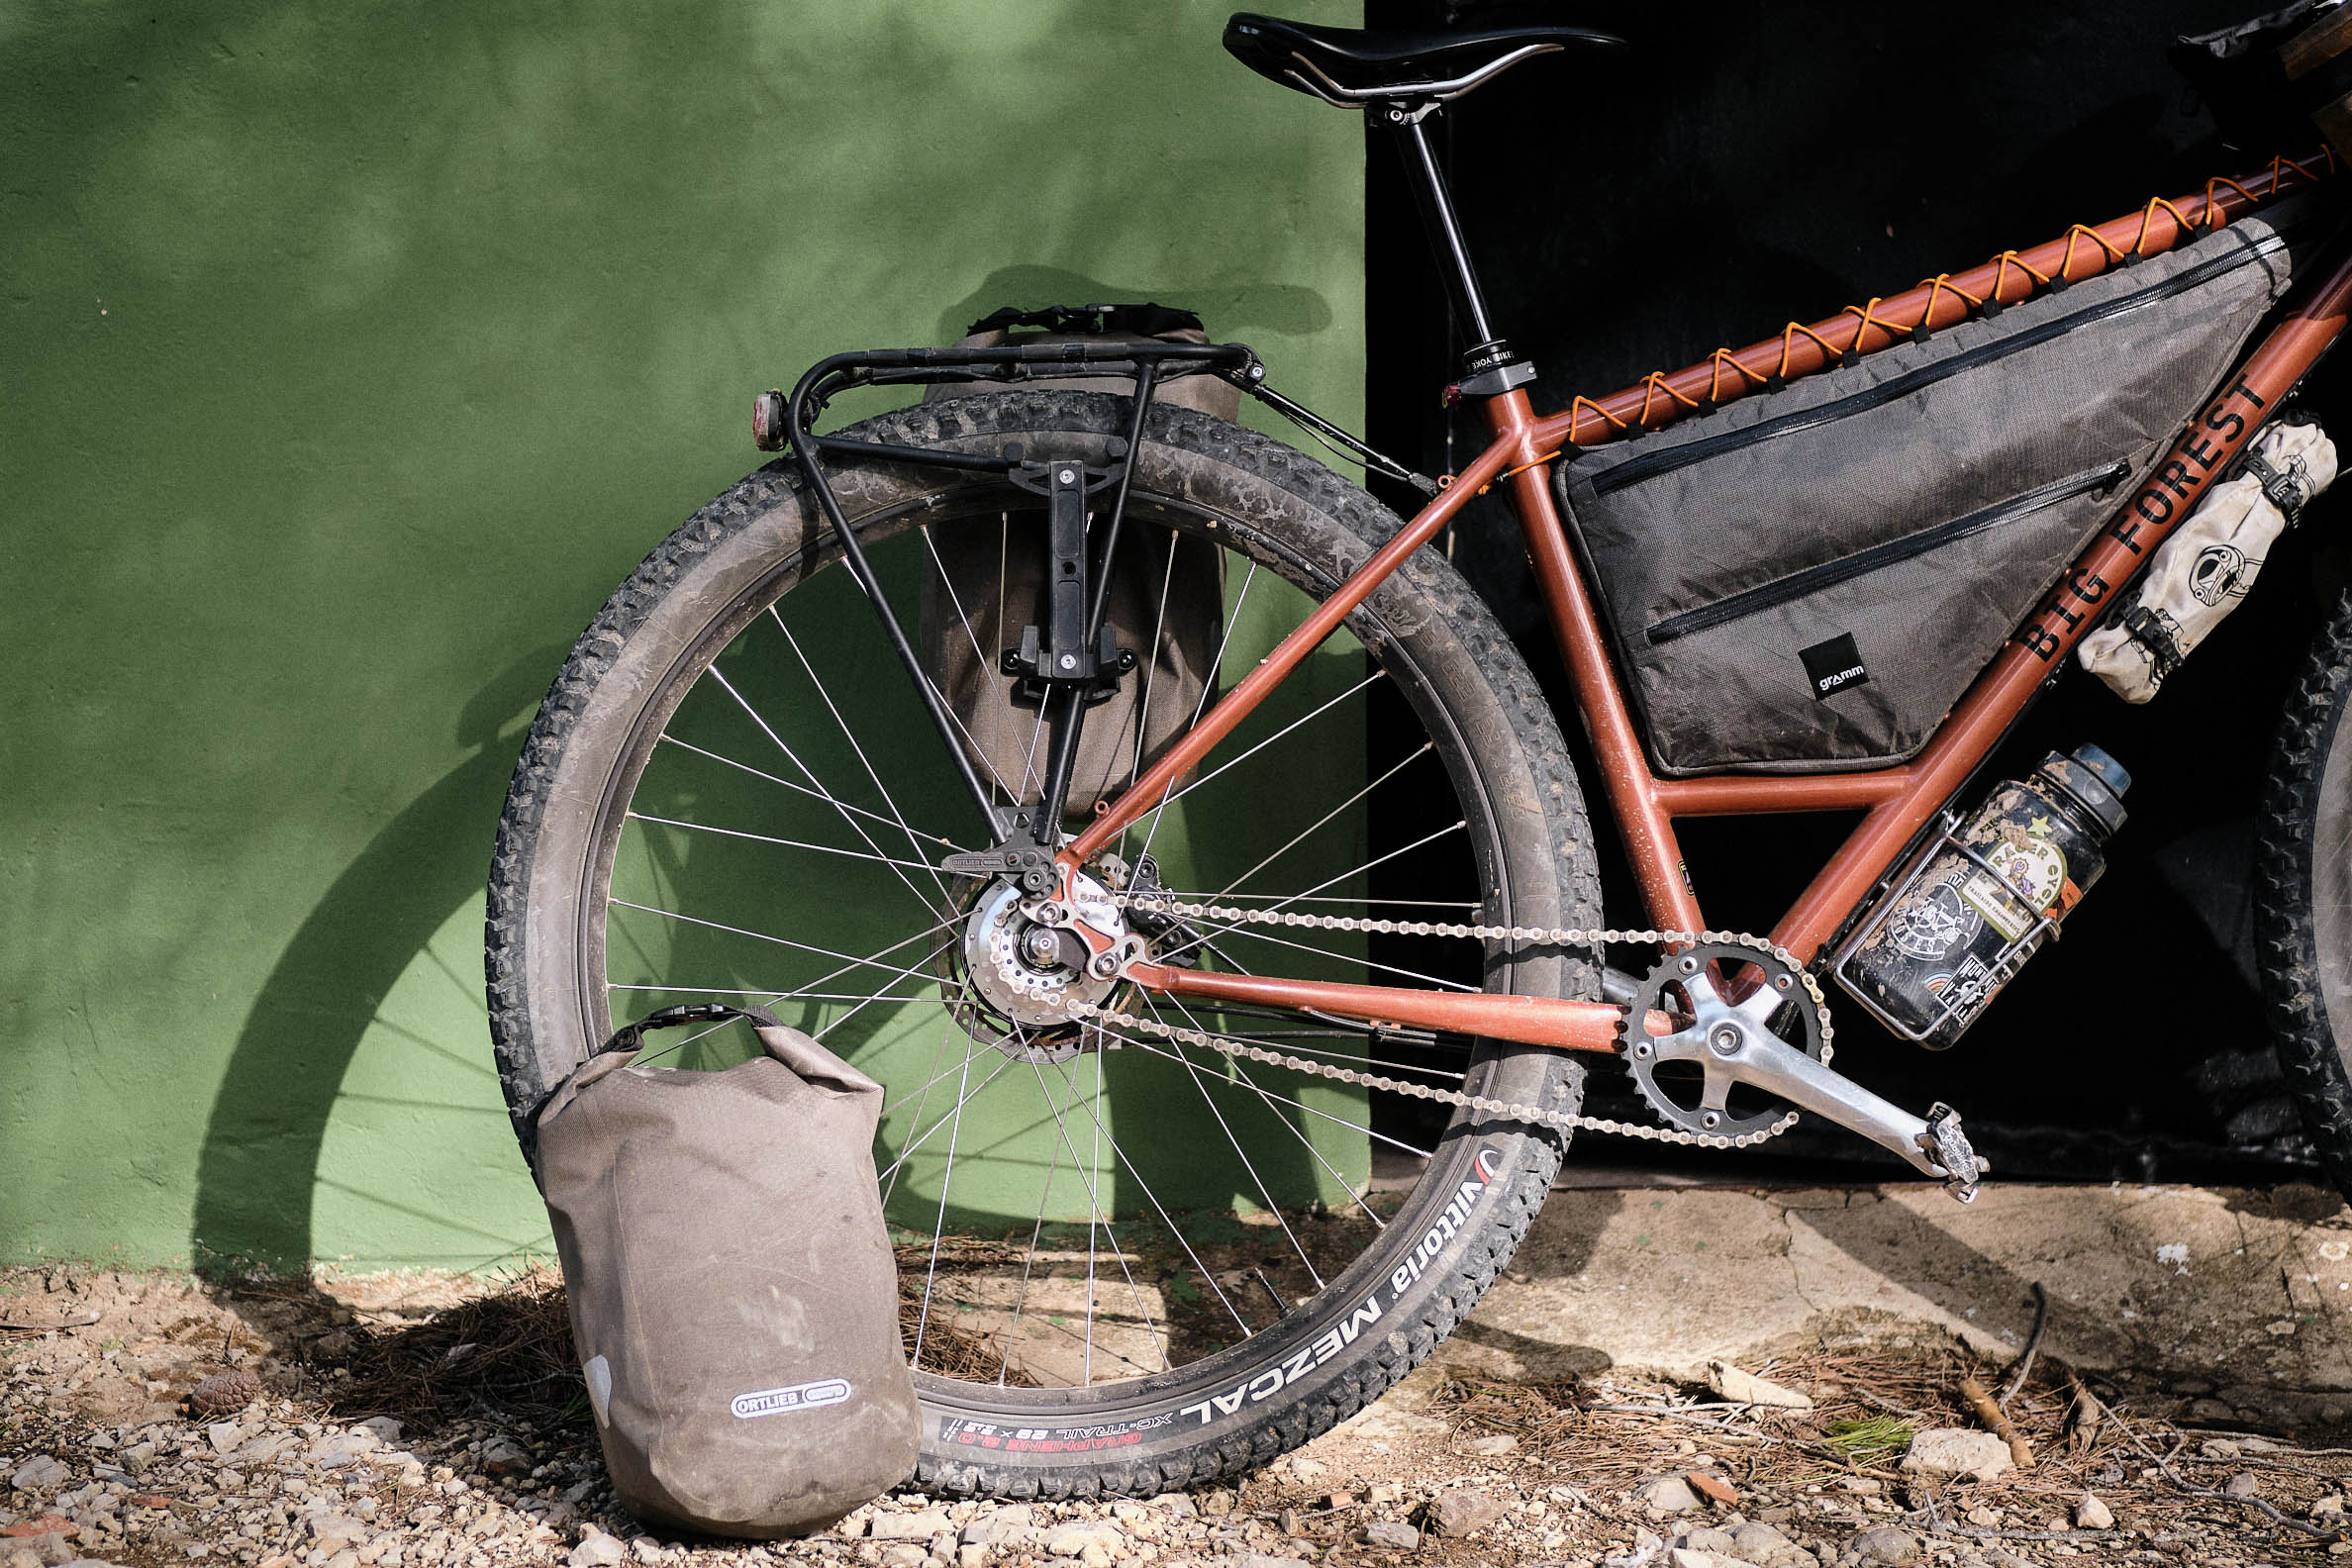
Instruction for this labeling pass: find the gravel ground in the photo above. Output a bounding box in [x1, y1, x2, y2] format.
[8, 1264, 2352, 1568]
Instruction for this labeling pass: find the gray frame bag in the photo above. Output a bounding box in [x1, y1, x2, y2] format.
[1554, 199, 2324, 777]
[537, 1005, 919, 1537]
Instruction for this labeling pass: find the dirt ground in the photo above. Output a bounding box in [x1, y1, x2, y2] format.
[11, 1182, 2352, 1568]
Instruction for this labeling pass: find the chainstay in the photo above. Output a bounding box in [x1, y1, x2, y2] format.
[1098, 898, 1833, 1150]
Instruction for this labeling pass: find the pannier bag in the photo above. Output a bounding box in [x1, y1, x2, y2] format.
[536, 1005, 919, 1537]
[1554, 199, 2321, 776]
[921, 304, 1228, 815]
[2080, 416, 2337, 701]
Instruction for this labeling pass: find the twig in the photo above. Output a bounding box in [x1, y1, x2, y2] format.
[1997, 1282, 2049, 1409]
[1959, 1374, 2035, 1470]
[2110, 1410, 2348, 1543]
[2066, 1373, 2105, 1455]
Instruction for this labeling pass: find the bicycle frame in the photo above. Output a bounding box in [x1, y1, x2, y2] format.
[1072, 158, 2352, 1060]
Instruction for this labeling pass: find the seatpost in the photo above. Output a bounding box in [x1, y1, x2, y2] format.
[1378, 102, 1536, 397]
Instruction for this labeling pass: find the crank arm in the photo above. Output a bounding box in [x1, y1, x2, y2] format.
[1691, 1025, 1986, 1197]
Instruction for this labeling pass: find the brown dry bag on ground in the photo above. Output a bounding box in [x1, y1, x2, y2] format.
[536, 1004, 919, 1537]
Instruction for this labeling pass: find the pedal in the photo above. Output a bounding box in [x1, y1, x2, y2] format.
[1918, 1102, 1987, 1204]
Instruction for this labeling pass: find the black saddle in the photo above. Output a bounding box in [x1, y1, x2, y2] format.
[1224, 11, 1622, 106]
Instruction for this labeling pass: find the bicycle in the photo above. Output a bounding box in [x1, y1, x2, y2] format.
[483, 11, 2352, 1500]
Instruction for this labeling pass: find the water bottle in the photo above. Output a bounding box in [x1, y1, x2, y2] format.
[1838, 744, 2130, 1048]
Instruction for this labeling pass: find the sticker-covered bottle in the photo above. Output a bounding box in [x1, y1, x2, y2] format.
[1839, 744, 2129, 1048]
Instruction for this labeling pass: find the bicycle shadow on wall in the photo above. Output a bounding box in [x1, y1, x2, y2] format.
[189, 646, 572, 1294]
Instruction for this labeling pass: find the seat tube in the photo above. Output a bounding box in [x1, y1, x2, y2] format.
[1484, 390, 1704, 931]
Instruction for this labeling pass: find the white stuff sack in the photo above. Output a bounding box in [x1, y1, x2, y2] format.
[2081, 419, 2336, 702]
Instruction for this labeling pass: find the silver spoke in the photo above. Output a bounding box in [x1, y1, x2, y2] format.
[1213, 740, 1432, 899]
[1136, 561, 1258, 864]
[911, 1027, 981, 1365]
[1027, 1056, 1166, 1383]
[707, 662, 945, 922]
[1155, 995, 1389, 1230]
[608, 898, 949, 990]
[1106, 1028, 1438, 1163]
[1145, 999, 1325, 1288]
[655, 735, 969, 853]
[877, 1050, 1020, 1186]
[1152, 667, 1385, 822]
[627, 811, 946, 877]
[767, 612, 954, 912]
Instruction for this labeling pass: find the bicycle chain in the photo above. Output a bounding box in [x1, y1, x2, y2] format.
[1082, 895, 1834, 1150]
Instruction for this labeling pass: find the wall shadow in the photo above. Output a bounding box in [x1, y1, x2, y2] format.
[189, 647, 565, 1281]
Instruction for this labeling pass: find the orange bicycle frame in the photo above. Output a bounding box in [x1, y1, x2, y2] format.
[1075, 159, 2352, 1056]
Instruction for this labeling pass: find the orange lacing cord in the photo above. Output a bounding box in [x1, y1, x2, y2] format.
[1773, 320, 1847, 379]
[1987, 249, 2053, 301]
[1633, 371, 1706, 425]
[1567, 393, 1631, 444]
[1556, 153, 2333, 450]
[1704, 347, 1773, 402]
[2054, 223, 2128, 280]
[1840, 295, 1913, 350]
[2201, 174, 2263, 228]
[1915, 273, 1985, 328]
[2128, 196, 2202, 256]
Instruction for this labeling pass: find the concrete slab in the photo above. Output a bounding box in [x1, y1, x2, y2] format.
[1437, 1180, 2352, 1413]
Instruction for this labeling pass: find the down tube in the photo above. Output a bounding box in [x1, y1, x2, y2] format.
[1773, 242, 2352, 962]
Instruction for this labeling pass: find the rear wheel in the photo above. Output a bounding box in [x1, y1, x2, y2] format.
[486, 392, 1601, 1495]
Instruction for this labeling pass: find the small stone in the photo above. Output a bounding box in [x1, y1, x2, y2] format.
[1686, 1471, 1736, 1507]
[877, 1546, 926, 1568]
[1676, 1525, 1738, 1554]
[186, 1372, 262, 1419]
[1729, 1519, 1800, 1564]
[1633, 1477, 1701, 1517]
[1836, 1477, 1881, 1495]
[2222, 1471, 2260, 1499]
[872, 1514, 954, 1543]
[202, 1424, 244, 1455]
[957, 1547, 985, 1568]
[1900, 1428, 2012, 1484]
[1706, 1361, 1813, 1411]
[1842, 1524, 1920, 1565]
[628, 1539, 663, 1564]
[2314, 1495, 2348, 1519]
[1366, 1485, 1402, 1507]
[2073, 1494, 2112, 1530]
[570, 1533, 626, 1568]
[1362, 1521, 1420, 1550]
[1231, 1557, 1311, 1568]
[1668, 1549, 1714, 1568]
[8, 1460, 66, 1495]
[1467, 1434, 1518, 1456]
[961, 1507, 1031, 1545]
[1321, 1492, 1353, 1511]
[1041, 1522, 1122, 1558]
[1423, 1488, 1507, 1538]
[1288, 1458, 1324, 1483]
[2184, 1398, 2235, 1422]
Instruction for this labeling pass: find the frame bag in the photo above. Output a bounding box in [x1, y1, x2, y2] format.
[537, 1006, 920, 1538]
[1554, 201, 2319, 776]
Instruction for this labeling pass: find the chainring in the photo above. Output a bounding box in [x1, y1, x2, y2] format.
[1622, 941, 1826, 1140]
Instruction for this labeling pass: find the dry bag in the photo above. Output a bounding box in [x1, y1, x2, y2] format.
[537, 1005, 919, 1538]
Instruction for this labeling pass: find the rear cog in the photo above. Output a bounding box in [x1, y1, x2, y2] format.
[1622, 942, 1824, 1139]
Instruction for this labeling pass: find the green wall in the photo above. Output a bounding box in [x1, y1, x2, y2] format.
[0, 1, 1363, 1273]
